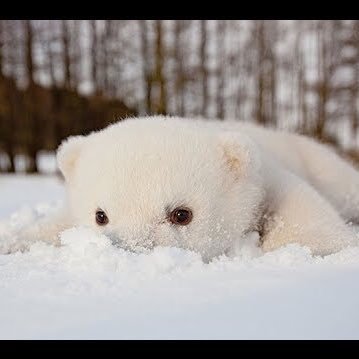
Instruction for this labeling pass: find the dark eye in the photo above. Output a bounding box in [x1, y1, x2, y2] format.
[96, 209, 109, 226]
[169, 207, 193, 226]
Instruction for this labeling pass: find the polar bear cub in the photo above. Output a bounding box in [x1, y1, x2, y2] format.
[4, 116, 359, 260]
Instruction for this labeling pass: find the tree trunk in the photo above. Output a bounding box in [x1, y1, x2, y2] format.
[89, 20, 99, 94]
[46, 21, 57, 88]
[269, 21, 278, 127]
[24, 20, 35, 87]
[71, 20, 81, 91]
[5, 142, 15, 173]
[0, 20, 4, 77]
[24, 20, 39, 173]
[200, 20, 208, 117]
[351, 21, 359, 143]
[61, 20, 72, 89]
[26, 147, 38, 174]
[139, 20, 152, 114]
[153, 20, 167, 115]
[255, 21, 266, 126]
[174, 20, 186, 116]
[101, 20, 112, 95]
[315, 22, 328, 140]
[216, 20, 226, 120]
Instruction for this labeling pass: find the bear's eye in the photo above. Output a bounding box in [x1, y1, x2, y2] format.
[169, 207, 193, 226]
[95, 209, 109, 226]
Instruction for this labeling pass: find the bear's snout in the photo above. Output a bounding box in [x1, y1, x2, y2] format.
[104, 227, 155, 252]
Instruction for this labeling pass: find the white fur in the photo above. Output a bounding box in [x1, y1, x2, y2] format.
[7, 116, 359, 260]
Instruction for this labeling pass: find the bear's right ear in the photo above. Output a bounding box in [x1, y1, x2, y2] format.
[218, 131, 261, 181]
[57, 135, 85, 181]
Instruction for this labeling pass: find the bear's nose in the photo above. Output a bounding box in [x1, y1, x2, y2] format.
[105, 228, 154, 252]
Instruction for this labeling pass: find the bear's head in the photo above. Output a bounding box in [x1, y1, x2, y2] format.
[57, 117, 265, 260]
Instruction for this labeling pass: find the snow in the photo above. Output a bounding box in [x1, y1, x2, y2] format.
[0, 174, 64, 218]
[1, 175, 359, 339]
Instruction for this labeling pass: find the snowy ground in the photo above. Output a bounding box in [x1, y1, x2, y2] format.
[1, 175, 359, 339]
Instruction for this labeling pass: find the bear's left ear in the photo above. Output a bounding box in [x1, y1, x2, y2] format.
[57, 135, 85, 181]
[218, 131, 260, 180]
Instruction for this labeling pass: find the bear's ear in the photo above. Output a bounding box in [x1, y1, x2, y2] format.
[218, 132, 260, 180]
[57, 135, 85, 180]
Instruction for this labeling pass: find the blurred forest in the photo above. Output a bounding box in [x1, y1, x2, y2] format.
[1, 20, 359, 173]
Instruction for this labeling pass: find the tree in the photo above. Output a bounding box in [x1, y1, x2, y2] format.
[252, 20, 278, 127]
[199, 20, 209, 117]
[295, 25, 308, 134]
[24, 20, 35, 87]
[44, 20, 59, 88]
[0, 21, 4, 78]
[89, 20, 99, 94]
[139, 20, 152, 114]
[61, 20, 72, 89]
[0, 21, 20, 173]
[153, 20, 167, 115]
[173, 20, 186, 116]
[216, 20, 226, 120]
